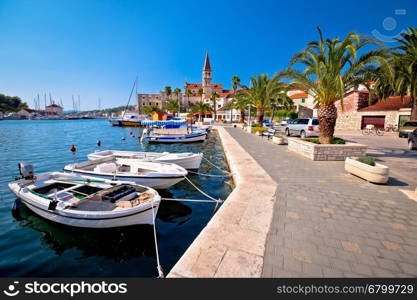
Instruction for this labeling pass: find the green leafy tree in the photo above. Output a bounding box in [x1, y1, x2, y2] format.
[164, 86, 172, 101]
[211, 91, 218, 120]
[190, 102, 211, 122]
[276, 27, 387, 143]
[143, 105, 160, 115]
[165, 99, 179, 116]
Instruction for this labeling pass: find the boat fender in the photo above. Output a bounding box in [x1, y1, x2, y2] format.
[70, 145, 76, 153]
[96, 140, 101, 147]
[121, 137, 126, 140]
[48, 200, 59, 211]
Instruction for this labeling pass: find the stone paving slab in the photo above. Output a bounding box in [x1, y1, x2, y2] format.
[225, 127, 417, 278]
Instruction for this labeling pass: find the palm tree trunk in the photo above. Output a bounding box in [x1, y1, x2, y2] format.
[240, 110, 245, 123]
[318, 103, 337, 144]
[256, 108, 264, 124]
[411, 97, 417, 120]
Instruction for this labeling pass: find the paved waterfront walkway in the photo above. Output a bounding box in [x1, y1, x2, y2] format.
[224, 127, 417, 277]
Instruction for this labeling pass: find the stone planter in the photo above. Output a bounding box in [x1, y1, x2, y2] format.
[287, 137, 367, 161]
[345, 157, 389, 184]
[272, 136, 285, 145]
[255, 131, 262, 136]
[245, 126, 252, 134]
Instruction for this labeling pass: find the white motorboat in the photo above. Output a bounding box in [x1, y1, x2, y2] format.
[8, 163, 161, 228]
[141, 128, 207, 144]
[87, 150, 203, 170]
[63, 156, 187, 189]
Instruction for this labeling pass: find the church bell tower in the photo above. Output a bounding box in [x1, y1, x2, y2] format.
[202, 51, 212, 94]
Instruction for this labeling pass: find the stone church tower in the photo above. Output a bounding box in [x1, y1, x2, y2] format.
[202, 51, 212, 94]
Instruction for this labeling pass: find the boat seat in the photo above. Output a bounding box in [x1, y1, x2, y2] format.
[94, 163, 117, 173]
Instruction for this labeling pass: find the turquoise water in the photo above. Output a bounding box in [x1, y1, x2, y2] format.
[0, 119, 232, 277]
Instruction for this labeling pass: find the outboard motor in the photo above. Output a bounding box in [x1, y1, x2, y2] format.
[18, 163, 34, 180]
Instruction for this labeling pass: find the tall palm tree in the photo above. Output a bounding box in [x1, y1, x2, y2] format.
[276, 27, 387, 144]
[231, 91, 249, 123]
[392, 27, 417, 120]
[164, 86, 172, 101]
[211, 91, 218, 121]
[197, 87, 204, 101]
[143, 105, 160, 115]
[173, 87, 181, 113]
[190, 102, 211, 122]
[185, 88, 192, 109]
[165, 99, 179, 116]
[230, 75, 241, 123]
[238, 74, 280, 124]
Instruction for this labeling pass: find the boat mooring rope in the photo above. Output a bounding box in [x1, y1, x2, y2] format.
[183, 176, 221, 202]
[201, 156, 232, 175]
[151, 198, 164, 278]
[161, 197, 223, 203]
[187, 170, 231, 177]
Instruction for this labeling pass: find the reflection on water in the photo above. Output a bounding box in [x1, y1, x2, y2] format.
[0, 120, 232, 277]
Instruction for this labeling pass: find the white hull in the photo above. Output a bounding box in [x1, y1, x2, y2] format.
[20, 197, 157, 228]
[64, 171, 184, 189]
[87, 151, 203, 170]
[146, 133, 207, 143]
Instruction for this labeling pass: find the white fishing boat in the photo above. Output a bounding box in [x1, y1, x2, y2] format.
[63, 156, 187, 189]
[87, 150, 203, 170]
[8, 163, 161, 228]
[141, 128, 207, 144]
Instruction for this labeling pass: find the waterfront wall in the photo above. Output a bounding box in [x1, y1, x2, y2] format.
[167, 126, 277, 278]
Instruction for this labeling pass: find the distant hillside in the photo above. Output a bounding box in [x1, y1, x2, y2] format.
[82, 105, 137, 114]
[0, 94, 28, 112]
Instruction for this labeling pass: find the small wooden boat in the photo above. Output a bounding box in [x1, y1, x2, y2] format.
[87, 150, 203, 170]
[63, 156, 187, 189]
[8, 164, 161, 228]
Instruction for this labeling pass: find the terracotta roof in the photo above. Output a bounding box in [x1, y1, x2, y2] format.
[209, 83, 223, 88]
[185, 83, 203, 88]
[290, 92, 309, 99]
[359, 96, 412, 112]
[46, 104, 63, 108]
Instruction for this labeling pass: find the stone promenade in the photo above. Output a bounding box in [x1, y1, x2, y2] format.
[225, 127, 417, 277]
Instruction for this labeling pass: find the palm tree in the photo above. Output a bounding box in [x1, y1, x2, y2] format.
[164, 86, 172, 101]
[276, 27, 387, 144]
[173, 87, 181, 113]
[232, 91, 250, 123]
[211, 91, 218, 121]
[143, 105, 160, 115]
[197, 87, 204, 101]
[185, 88, 192, 109]
[190, 102, 211, 122]
[230, 75, 241, 123]
[165, 99, 179, 116]
[269, 90, 294, 123]
[392, 27, 417, 120]
[238, 74, 281, 124]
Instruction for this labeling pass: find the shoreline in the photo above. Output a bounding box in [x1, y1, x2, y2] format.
[167, 126, 277, 278]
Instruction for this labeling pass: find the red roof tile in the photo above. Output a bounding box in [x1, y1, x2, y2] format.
[359, 96, 412, 112]
[290, 92, 309, 99]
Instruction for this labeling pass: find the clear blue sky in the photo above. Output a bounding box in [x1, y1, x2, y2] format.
[1, 0, 417, 110]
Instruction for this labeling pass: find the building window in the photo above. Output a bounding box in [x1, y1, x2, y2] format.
[156, 103, 159, 106]
[301, 98, 305, 103]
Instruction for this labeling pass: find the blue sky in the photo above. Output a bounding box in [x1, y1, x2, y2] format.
[1, 0, 417, 110]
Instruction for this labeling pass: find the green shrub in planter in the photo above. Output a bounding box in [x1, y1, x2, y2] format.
[356, 156, 375, 166]
[252, 127, 267, 134]
[303, 137, 346, 144]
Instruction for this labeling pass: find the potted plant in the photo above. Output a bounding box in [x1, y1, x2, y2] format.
[272, 134, 285, 145]
[345, 157, 389, 184]
[253, 126, 266, 136]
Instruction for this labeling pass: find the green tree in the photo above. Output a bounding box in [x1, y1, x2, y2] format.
[197, 87, 204, 101]
[211, 91, 218, 121]
[232, 91, 250, 123]
[392, 27, 417, 120]
[277, 27, 387, 143]
[185, 88, 192, 109]
[0, 94, 28, 112]
[190, 102, 211, 122]
[165, 99, 179, 116]
[164, 86, 172, 101]
[230, 75, 241, 123]
[143, 105, 160, 115]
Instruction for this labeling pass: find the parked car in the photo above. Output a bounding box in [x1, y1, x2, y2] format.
[280, 118, 293, 126]
[399, 121, 417, 138]
[263, 119, 272, 127]
[285, 118, 319, 138]
[408, 129, 417, 150]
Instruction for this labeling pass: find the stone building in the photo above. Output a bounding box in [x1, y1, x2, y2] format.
[45, 104, 63, 116]
[335, 91, 412, 130]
